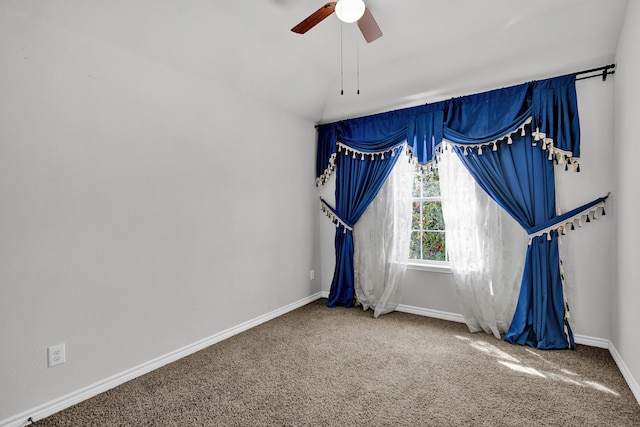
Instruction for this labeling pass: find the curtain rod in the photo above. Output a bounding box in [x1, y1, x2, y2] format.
[575, 63, 616, 81]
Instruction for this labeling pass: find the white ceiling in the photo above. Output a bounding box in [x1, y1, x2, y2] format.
[4, 0, 629, 123]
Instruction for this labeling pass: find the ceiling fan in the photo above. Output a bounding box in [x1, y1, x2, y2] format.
[291, 0, 383, 43]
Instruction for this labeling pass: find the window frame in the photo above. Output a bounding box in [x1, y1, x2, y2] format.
[408, 163, 451, 273]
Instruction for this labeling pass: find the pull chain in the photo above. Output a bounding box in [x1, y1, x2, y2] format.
[340, 24, 361, 95]
[340, 21, 344, 95]
[357, 37, 360, 95]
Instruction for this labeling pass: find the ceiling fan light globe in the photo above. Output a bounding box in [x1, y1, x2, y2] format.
[335, 0, 366, 23]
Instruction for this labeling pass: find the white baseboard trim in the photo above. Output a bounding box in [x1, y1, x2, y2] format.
[316, 294, 466, 324]
[395, 307, 615, 350]
[573, 334, 610, 349]
[395, 303, 466, 324]
[0, 292, 326, 427]
[608, 341, 640, 405]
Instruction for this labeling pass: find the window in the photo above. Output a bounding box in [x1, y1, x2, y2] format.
[409, 163, 447, 264]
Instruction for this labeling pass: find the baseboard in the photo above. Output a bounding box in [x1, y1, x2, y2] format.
[608, 341, 640, 405]
[395, 303, 466, 323]
[395, 306, 613, 351]
[573, 334, 610, 349]
[0, 292, 326, 427]
[316, 295, 466, 324]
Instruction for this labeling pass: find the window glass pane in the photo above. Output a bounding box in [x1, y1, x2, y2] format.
[412, 168, 422, 198]
[412, 202, 421, 230]
[422, 231, 446, 261]
[410, 231, 422, 260]
[423, 181, 440, 198]
[422, 201, 444, 230]
[422, 168, 441, 197]
[409, 163, 447, 263]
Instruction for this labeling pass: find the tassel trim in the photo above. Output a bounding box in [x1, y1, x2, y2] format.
[316, 116, 581, 186]
[436, 117, 532, 159]
[559, 257, 570, 337]
[432, 116, 581, 172]
[316, 142, 408, 187]
[405, 145, 438, 172]
[559, 259, 574, 348]
[336, 141, 406, 162]
[316, 153, 337, 187]
[532, 127, 581, 172]
[527, 202, 607, 245]
[320, 199, 353, 233]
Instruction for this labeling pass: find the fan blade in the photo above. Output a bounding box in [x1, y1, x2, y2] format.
[291, 2, 337, 34]
[357, 7, 382, 43]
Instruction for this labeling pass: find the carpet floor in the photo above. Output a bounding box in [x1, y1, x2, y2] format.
[33, 299, 640, 426]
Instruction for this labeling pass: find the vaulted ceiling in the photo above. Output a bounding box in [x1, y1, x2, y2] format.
[5, 0, 629, 123]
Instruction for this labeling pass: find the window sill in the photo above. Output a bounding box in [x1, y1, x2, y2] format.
[407, 262, 452, 274]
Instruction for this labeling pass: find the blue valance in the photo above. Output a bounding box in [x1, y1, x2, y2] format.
[316, 103, 444, 185]
[316, 74, 581, 186]
[443, 82, 531, 143]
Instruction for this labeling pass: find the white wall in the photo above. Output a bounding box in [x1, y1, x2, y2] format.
[318, 77, 616, 341]
[612, 0, 640, 396]
[398, 268, 460, 315]
[0, 6, 321, 423]
[557, 77, 615, 341]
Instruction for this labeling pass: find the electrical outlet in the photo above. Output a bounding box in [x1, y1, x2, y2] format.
[48, 343, 66, 367]
[310, 269, 315, 280]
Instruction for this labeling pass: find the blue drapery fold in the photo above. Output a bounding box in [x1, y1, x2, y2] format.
[443, 76, 580, 349]
[316, 74, 605, 349]
[316, 104, 444, 186]
[509, 232, 574, 349]
[326, 141, 405, 307]
[405, 105, 445, 164]
[442, 82, 556, 232]
[316, 123, 338, 187]
[532, 74, 581, 160]
[448, 133, 568, 348]
[444, 82, 532, 143]
[320, 104, 443, 307]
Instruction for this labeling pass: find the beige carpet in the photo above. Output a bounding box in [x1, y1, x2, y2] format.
[33, 299, 640, 426]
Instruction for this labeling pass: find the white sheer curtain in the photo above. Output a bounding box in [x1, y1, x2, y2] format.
[439, 147, 528, 339]
[353, 154, 413, 318]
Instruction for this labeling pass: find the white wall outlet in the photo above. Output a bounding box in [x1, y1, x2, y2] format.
[47, 343, 66, 367]
[310, 269, 315, 280]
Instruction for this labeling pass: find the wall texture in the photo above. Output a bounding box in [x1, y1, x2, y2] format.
[613, 0, 640, 398]
[556, 77, 615, 341]
[0, 6, 321, 422]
